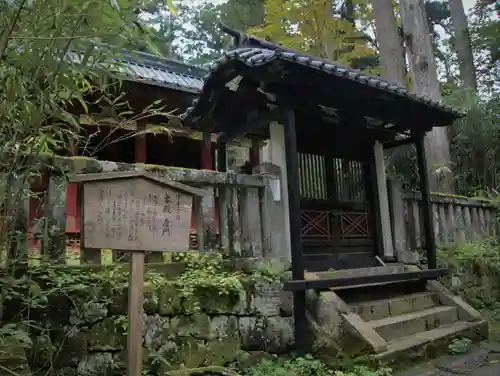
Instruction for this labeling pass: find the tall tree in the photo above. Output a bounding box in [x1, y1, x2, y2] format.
[371, 0, 407, 85]
[400, 0, 454, 192]
[469, 0, 499, 93]
[250, 0, 378, 69]
[448, 0, 477, 91]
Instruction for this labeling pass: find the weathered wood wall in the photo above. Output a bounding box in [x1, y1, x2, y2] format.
[389, 180, 498, 257]
[2, 156, 287, 267]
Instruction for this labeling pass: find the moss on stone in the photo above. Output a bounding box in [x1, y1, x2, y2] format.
[189, 313, 211, 340]
[167, 366, 240, 376]
[87, 317, 126, 351]
[153, 338, 207, 373]
[28, 335, 55, 368]
[143, 294, 158, 315]
[158, 282, 183, 316]
[203, 336, 241, 366]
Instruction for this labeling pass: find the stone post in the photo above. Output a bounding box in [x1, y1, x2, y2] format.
[387, 179, 419, 264]
[374, 141, 395, 261]
[253, 162, 290, 268]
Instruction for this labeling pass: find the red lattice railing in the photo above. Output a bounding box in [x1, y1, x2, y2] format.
[301, 209, 370, 241]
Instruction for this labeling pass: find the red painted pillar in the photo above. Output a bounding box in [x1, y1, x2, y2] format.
[249, 139, 260, 170]
[192, 131, 217, 245]
[66, 136, 81, 260]
[201, 130, 213, 170]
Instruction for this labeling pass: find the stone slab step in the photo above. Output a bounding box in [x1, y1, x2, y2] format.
[369, 306, 458, 341]
[372, 320, 489, 363]
[351, 292, 438, 321]
[315, 265, 408, 280]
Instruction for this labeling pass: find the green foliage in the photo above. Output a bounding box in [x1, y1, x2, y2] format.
[175, 252, 246, 312]
[469, 0, 499, 94]
[387, 93, 500, 195]
[244, 356, 392, 376]
[0, 252, 286, 374]
[139, 0, 264, 65]
[447, 338, 472, 355]
[249, 0, 378, 70]
[438, 239, 500, 315]
[0, 0, 172, 264]
[450, 94, 500, 196]
[0, 264, 136, 373]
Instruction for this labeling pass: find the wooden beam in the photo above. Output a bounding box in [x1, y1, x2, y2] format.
[383, 137, 417, 150]
[293, 84, 440, 132]
[216, 108, 279, 143]
[283, 268, 449, 291]
[80, 114, 242, 145]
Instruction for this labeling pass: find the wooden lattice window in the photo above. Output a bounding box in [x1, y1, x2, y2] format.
[298, 153, 327, 200]
[333, 158, 366, 203]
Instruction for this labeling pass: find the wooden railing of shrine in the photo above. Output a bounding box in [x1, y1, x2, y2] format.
[0, 157, 287, 267]
[389, 180, 498, 255]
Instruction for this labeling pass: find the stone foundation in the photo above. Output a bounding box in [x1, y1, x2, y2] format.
[14, 277, 293, 376]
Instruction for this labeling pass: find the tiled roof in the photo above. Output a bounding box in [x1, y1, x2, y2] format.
[69, 49, 207, 94]
[183, 49, 462, 125]
[181, 27, 463, 129]
[218, 27, 463, 116]
[117, 51, 206, 93]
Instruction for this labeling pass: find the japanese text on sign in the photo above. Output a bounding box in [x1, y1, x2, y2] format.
[82, 178, 192, 252]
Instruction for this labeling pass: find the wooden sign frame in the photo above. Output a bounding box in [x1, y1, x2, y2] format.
[69, 171, 206, 376]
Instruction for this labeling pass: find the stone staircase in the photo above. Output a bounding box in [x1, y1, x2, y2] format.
[305, 266, 488, 362]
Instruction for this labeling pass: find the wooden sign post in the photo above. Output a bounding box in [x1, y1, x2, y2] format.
[70, 171, 206, 376]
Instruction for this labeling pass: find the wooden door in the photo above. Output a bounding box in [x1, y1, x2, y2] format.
[298, 152, 377, 271]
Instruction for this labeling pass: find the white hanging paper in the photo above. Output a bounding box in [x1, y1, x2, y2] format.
[270, 178, 281, 202]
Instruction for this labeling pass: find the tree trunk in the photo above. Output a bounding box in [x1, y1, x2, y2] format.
[371, 0, 407, 86]
[449, 0, 477, 92]
[400, 0, 454, 193]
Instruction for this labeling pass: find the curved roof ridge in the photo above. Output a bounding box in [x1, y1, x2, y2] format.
[181, 43, 463, 127]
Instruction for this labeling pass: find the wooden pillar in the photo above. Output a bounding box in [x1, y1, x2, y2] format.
[216, 141, 227, 172]
[373, 141, 395, 260]
[249, 139, 260, 169]
[325, 156, 341, 258]
[282, 109, 309, 354]
[415, 134, 437, 269]
[201, 130, 213, 169]
[364, 158, 384, 262]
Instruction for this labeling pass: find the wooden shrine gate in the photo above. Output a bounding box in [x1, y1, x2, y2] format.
[298, 152, 378, 271]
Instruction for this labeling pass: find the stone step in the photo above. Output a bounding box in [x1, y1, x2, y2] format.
[372, 320, 489, 363]
[315, 265, 408, 280]
[351, 292, 438, 321]
[369, 306, 458, 341]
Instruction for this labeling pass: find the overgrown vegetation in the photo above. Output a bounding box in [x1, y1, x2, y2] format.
[242, 355, 392, 376]
[439, 239, 500, 322]
[0, 0, 176, 373]
[0, 252, 395, 375]
[0, 253, 240, 374]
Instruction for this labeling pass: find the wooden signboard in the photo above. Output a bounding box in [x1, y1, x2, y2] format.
[81, 177, 193, 252]
[69, 171, 206, 376]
